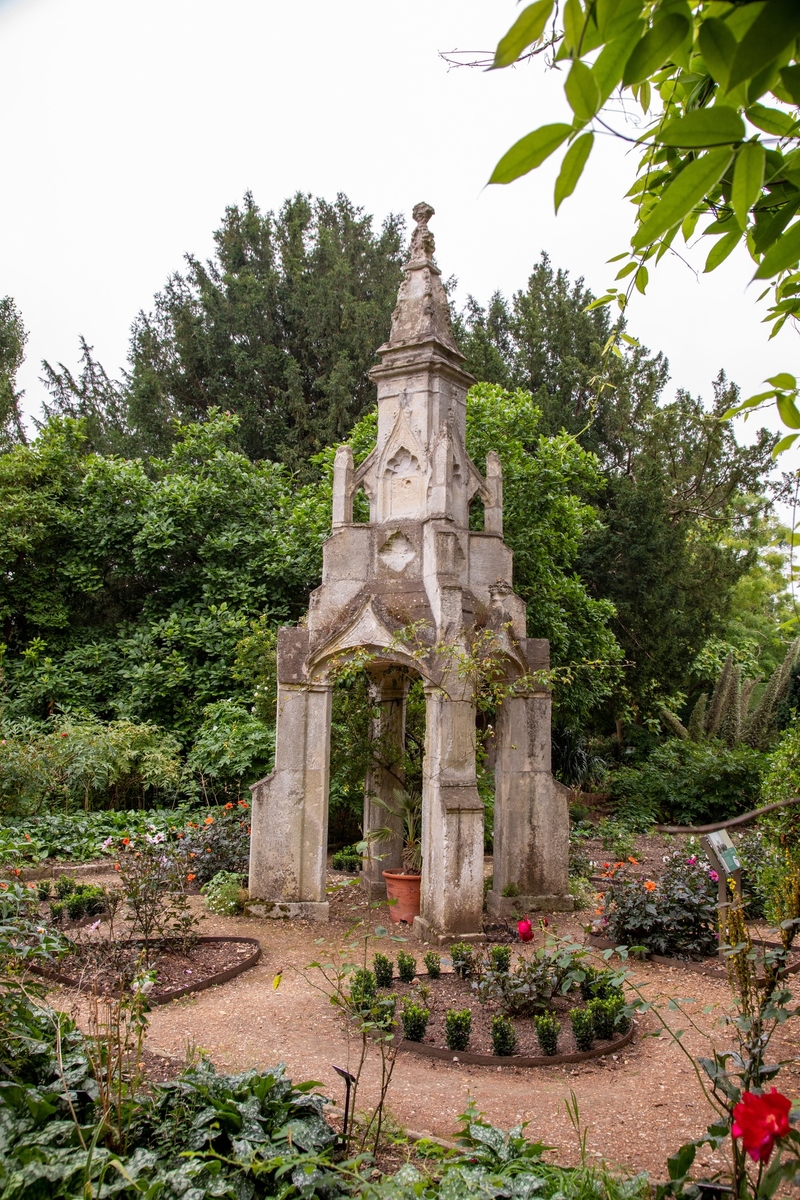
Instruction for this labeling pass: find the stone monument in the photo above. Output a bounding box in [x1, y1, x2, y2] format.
[248, 203, 572, 940]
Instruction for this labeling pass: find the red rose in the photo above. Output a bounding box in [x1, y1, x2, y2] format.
[732, 1089, 792, 1163]
[517, 916, 533, 943]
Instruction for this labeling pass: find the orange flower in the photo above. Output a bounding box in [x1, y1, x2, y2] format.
[644, 879, 657, 892]
[187, 873, 196, 881]
[122, 837, 130, 845]
[224, 802, 234, 810]
[177, 832, 184, 838]
[628, 856, 638, 864]
[114, 863, 120, 870]
[206, 848, 212, 853]
[0, 883, 7, 889]
[238, 800, 248, 808]
[204, 816, 214, 826]
[189, 852, 196, 858]
[614, 861, 624, 869]
[595, 907, 603, 915]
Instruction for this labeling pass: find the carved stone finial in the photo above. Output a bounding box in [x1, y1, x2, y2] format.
[409, 201, 436, 262]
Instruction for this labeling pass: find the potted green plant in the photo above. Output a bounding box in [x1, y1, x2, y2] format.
[365, 788, 422, 924]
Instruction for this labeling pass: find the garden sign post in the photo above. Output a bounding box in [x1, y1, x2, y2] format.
[248, 204, 572, 941]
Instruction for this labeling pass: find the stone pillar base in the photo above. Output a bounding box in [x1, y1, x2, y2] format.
[361, 874, 387, 900]
[485, 890, 574, 918]
[244, 900, 330, 921]
[412, 916, 486, 946]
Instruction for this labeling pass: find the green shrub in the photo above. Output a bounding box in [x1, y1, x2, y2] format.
[533, 1013, 560, 1056]
[331, 845, 362, 873]
[401, 999, 430, 1042]
[587, 997, 619, 1041]
[63, 884, 105, 922]
[36, 880, 51, 901]
[450, 942, 475, 979]
[349, 969, 377, 1011]
[444, 1008, 472, 1052]
[570, 1007, 595, 1052]
[489, 945, 511, 973]
[579, 964, 599, 1000]
[610, 738, 766, 829]
[49, 899, 64, 924]
[55, 876, 76, 899]
[65, 893, 87, 921]
[601, 853, 718, 959]
[761, 723, 800, 846]
[423, 950, 441, 978]
[396, 950, 417, 982]
[201, 871, 246, 916]
[490, 1014, 517, 1057]
[179, 805, 251, 883]
[373, 952, 393, 988]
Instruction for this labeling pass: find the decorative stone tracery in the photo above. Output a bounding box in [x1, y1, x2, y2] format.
[249, 203, 572, 940]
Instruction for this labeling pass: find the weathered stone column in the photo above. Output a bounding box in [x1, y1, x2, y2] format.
[248, 630, 332, 921]
[362, 668, 409, 898]
[486, 640, 573, 916]
[413, 678, 485, 942]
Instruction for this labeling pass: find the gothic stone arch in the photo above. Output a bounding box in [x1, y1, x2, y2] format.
[248, 203, 572, 940]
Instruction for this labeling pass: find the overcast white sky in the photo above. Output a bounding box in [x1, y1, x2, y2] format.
[0, 0, 795, 450]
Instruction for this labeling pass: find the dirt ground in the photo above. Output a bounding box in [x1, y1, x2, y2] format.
[49, 863, 800, 1182]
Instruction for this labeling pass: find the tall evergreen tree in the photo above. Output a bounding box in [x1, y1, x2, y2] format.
[0, 297, 28, 451]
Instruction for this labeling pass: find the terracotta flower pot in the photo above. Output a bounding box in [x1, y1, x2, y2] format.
[382, 870, 421, 924]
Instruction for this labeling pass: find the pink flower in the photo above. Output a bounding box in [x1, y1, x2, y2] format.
[709, 870, 719, 882]
[517, 917, 533, 943]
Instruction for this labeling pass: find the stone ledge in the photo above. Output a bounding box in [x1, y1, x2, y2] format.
[485, 890, 574, 918]
[412, 916, 486, 946]
[245, 900, 330, 921]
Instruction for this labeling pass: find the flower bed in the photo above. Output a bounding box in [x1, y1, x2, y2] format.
[31, 935, 261, 1004]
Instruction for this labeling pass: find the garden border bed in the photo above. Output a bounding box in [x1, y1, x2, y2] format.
[29, 935, 262, 1004]
[11, 860, 115, 881]
[586, 935, 800, 980]
[398, 1019, 636, 1067]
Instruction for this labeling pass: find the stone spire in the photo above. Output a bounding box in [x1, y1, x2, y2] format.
[385, 202, 461, 355]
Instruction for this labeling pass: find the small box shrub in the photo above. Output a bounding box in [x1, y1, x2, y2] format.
[489, 945, 511, 973]
[374, 993, 397, 1030]
[579, 964, 599, 1000]
[491, 1014, 517, 1057]
[373, 952, 394, 988]
[450, 942, 475, 978]
[80, 884, 107, 917]
[66, 892, 87, 921]
[401, 999, 430, 1042]
[423, 950, 441, 978]
[331, 845, 362, 873]
[534, 1013, 560, 1056]
[569, 1007, 595, 1052]
[36, 880, 52, 902]
[445, 1008, 472, 1051]
[55, 876, 76, 899]
[587, 996, 617, 1040]
[49, 899, 64, 924]
[396, 950, 417, 982]
[349, 968, 377, 1010]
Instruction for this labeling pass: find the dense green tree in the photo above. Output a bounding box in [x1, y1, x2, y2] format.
[45, 194, 405, 469]
[458, 259, 778, 723]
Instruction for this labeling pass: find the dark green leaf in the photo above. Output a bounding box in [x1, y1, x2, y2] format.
[622, 13, 691, 86]
[780, 63, 800, 106]
[632, 149, 733, 249]
[754, 220, 800, 278]
[493, 0, 554, 69]
[704, 230, 740, 272]
[728, 0, 800, 90]
[490, 123, 572, 185]
[565, 60, 601, 122]
[698, 17, 737, 86]
[657, 106, 745, 148]
[555, 132, 594, 212]
[732, 142, 765, 225]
